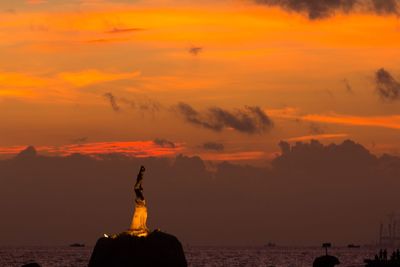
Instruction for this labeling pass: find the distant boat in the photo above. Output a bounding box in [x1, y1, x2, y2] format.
[69, 243, 85, 247]
[347, 244, 361, 248]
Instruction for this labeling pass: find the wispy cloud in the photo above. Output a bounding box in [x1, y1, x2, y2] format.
[188, 46, 203, 56]
[202, 142, 224, 151]
[343, 78, 353, 94]
[284, 133, 349, 142]
[105, 27, 144, 34]
[268, 107, 400, 130]
[302, 113, 400, 130]
[375, 68, 400, 101]
[0, 141, 184, 158]
[175, 102, 273, 134]
[153, 138, 176, 148]
[254, 0, 399, 19]
[103, 92, 120, 112]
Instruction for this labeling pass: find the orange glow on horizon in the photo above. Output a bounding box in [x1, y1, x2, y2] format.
[284, 133, 349, 142]
[0, 141, 184, 158]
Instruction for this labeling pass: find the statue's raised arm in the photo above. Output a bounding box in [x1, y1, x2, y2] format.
[130, 165, 149, 236]
[134, 165, 146, 202]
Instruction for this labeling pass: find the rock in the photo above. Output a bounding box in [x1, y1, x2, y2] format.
[21, 263, 41, 267]
[313, 255, 340, 267]
[88, 230, 187, 267]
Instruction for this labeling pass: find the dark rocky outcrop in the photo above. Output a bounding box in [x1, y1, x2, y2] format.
[88, 230, 187, 267]
[21, 263, 41, 267]
[313, 255, 340, 267]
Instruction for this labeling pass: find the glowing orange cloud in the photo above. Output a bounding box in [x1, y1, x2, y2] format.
[302, 114, 400, 130]
[0, 141, 184, 158]
[284, 133, 349, 142]
[268, 108, 400, 131]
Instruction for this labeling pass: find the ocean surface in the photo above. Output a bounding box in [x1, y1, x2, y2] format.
[0, 245, 379, 267]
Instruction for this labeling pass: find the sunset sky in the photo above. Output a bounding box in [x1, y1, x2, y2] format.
[1, 0, 400, 163]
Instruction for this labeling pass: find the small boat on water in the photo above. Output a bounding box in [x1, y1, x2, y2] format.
[69, 243, 85, 247]
[348, 244, 361, 248]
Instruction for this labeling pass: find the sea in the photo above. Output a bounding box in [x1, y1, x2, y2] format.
[0, 246, 380, 267]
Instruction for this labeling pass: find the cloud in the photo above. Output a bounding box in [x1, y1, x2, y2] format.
[175, 102, 273, 134]
[303, 113, 400, 130]
[120, 97, 161, 114]
[0, 141, 184, 158]
[153, 138, 176, 148]
[87, 38, 130, 44]
[268, 107, 400, 130]
[375, 68, 400, 101]
[103, 92, 121, 112]
[254, 0, 399, 19]
[284, 133, 349, 142]
[3, 139, 400, 246]
[202, 142, 224, 151]
[372, 0, 399, 14]
[343, 78, 353, 94]
[188, 46, 203, 56]
[105, 27, 144, 34]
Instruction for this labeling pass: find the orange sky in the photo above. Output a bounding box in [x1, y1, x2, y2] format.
[1, 0, 400, 162]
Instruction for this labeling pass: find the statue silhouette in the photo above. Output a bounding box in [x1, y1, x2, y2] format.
[129, 165, 149, 236]
[134, 165, 146, 202]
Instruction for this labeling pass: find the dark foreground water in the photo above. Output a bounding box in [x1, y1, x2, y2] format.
[0, 246, 378, 267]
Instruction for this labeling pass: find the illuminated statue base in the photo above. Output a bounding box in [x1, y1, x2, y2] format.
[128, 201, 149, 237]
[88, 230, 187, 267]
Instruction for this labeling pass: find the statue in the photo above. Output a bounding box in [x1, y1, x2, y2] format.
[129, 165, 150, 237]
[88, 165, 188, 267]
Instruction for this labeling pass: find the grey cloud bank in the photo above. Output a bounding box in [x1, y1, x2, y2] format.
[1, 140, 399, 246]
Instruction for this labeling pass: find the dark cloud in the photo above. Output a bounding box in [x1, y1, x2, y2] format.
[2, 140, 400, 246]
[103, 92, 161, 114]
[343, 78, 353, 94]
[103, 92, 121, 112]
[175, 102, 273, 134]
[375, 68, 400, 101]
[202, 142, 225, 151]
[188, 46, 203, 56]
[105, 27, 144, 34]
[372, 0, 399, 14]
[254, 0, 399, 19]
[153, 138, 176, 148]
[120, 98, 161, 114]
